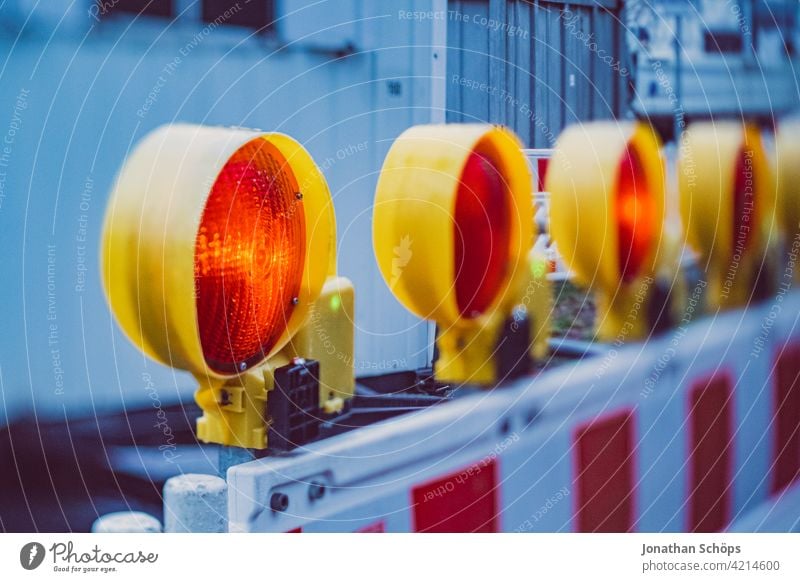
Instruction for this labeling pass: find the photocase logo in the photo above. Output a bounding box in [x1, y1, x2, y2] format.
[20, 542, 46, 570]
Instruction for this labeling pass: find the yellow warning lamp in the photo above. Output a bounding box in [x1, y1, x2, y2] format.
[101, 124, 354, 450]
[679, 122, 776, 309]
[373, 124, 549, 386]
[775, 119, 800, 282]
[546, 121, 669, 342]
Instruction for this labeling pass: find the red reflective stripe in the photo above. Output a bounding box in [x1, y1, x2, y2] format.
[573, 410, 636, 532]
[732, 148, 756, 258]
[286, 527, 302, 533]
[537, 157, 549, 192]
[356, 521, 386, 533]
[411, 459, 499, 532]
[771, 343, 800, 494]
[687, 373, 734, 532]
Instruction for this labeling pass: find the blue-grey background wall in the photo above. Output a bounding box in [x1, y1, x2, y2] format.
[2, 0, 797, 428]
[0, 0, 446, 425]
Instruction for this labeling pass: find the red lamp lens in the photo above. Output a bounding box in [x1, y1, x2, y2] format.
[732, 148, 754, 257]
[195, 139, 306, 373]
[617, 146, 653, 283]
[454, 151, 511, 318]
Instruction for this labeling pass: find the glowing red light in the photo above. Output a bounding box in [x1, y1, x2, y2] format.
[454, 151, 511, 318]
[732, 148, 755, 257]
[617, 146, 653, 283]
[195, 139, 306, 373]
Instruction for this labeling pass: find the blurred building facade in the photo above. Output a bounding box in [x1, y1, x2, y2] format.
[0, 0, 448, 424]
[0, 0, 798, 427]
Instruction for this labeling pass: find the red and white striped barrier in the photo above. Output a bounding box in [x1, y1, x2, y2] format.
[227, 293, 800, 532]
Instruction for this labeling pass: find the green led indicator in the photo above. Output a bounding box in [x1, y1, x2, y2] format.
[330, 293, 342, 312]
[531, 258, 547, 278]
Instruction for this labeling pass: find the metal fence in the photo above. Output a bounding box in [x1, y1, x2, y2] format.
[447, 0, 626, 148]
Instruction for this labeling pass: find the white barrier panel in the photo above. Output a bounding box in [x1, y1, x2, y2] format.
[227, 293, 800, 532]
[728, 480, 800, 532]
[228, 391, 514, 533]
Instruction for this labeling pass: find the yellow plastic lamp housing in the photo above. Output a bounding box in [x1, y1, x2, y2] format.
[546, 121, 666, 341]
[679, 122, 776, 308]
[101, 124, 353, 449]
[373, 124, 534, 385]
[776, 119, 800, 281]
